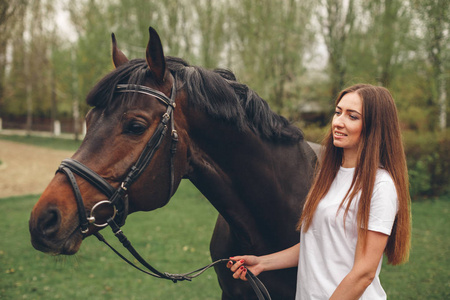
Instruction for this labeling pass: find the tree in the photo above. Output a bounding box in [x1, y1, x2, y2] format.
[229, 0, 315, 115]
[412, 0, 449, 130]
[363, 0, 413, 87]
[25, 0, 56, 133]
[0, 0, 28, 116]
[67, 0, 111, 138]
[105, 0, 197, 62]
[193, 0, 228, 69]
[317, 0, 356, 98]
[0, 0, 60, 135]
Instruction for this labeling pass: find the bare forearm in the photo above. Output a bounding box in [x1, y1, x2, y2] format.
[259, 243, 300, 272]
[329, 271, 373, 300]
[331, 231, 388, 299]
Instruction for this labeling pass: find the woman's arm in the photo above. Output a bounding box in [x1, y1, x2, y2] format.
[330, 230, 389, 300]
[227, 243, 300, 281]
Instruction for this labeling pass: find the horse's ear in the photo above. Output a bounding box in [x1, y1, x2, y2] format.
[111, 33, 129, 68]
[146, 27, 166, 83]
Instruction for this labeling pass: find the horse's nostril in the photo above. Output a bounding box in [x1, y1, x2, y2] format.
[38, 207, 61, 238]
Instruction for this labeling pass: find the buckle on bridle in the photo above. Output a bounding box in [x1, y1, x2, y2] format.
[88, 200, 118, 228]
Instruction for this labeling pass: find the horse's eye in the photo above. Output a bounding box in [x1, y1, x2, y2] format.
[125, 121, 147, 135]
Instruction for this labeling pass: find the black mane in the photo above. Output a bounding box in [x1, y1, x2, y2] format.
[87, 57, 303, 143]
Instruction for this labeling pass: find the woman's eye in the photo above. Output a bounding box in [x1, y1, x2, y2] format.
[349, 115, 359, 120]
[125, 122, 147, 135]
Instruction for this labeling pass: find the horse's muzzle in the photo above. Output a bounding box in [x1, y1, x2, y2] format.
[29, 205, 81, 255]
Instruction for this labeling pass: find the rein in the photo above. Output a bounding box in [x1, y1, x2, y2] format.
[56, 82, 271, 300]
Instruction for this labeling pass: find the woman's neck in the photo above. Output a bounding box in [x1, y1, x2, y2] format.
[342, 149, 358, 168]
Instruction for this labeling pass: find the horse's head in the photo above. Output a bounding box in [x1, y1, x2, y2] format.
[29, 27, 188, 255]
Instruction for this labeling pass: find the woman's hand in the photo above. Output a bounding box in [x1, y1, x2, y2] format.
[227, 255, 263, 281]
[227, 243, 300, 281]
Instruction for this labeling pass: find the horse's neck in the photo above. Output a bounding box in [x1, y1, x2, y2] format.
[186, 124, 314, 246]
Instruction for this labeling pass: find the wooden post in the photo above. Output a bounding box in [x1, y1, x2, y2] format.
[53, 120, 61, 136]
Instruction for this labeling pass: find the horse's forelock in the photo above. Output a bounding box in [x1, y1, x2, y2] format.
[86, 59, 149, 111]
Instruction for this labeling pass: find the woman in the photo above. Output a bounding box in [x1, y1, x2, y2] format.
[227, 84, 411, 299]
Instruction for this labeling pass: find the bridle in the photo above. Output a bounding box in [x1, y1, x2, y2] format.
[58, 82, 178, 232]
[56, 81, 271, 300]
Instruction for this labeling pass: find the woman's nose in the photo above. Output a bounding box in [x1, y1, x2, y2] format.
[332, 115, 344, 128]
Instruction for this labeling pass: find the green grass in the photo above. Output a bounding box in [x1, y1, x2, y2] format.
[1, 190, 448, 299]
[380, 197, 450, 299]
[0, 181, 222, 300]
[0, 134, 82, 152]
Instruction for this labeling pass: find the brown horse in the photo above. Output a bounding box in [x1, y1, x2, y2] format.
[29, 27, 317, 299]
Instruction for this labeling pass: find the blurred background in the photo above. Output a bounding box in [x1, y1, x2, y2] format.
[1, 0, 448, 199]
[0, 1, 448, 193]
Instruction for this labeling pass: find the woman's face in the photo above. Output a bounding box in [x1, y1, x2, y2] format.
[332, 92, 363, 155]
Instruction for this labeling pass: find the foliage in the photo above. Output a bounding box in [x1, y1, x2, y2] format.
[0, 0, 28, 112]
[0, 0, 448, 135]
[403, 130, 450, 198]
[301, 124, 329, 144]
[1, 191, 448, 299]
[316, 0, 357, 97]
[67, 0, 112, 117]
[399, 105, 434, 132]
[228, 0, 315, 113]
[411, 0, 450, 130]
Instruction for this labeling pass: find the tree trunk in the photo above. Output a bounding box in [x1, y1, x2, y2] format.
[25, 42, 32, 135]
[438, 64, 447, 130]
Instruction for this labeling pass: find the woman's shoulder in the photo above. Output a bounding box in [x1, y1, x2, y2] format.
[376, 168, 394, 184]
[373, 168, 397, 199]
[371, 169, 399, 221]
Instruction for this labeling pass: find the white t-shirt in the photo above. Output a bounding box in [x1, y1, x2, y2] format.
[296, 167, 398, 300]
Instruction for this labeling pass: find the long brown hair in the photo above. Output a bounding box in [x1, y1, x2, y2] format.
[298, 84, 411, 265]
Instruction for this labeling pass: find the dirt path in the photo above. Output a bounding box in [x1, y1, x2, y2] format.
[0, 140, 74, 198]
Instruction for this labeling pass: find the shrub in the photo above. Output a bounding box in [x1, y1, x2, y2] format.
[302, 124, 328, 144]
[399, 106, 433, 132]
[408, 156, 433, 197]
[403, 130, 450, 199]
